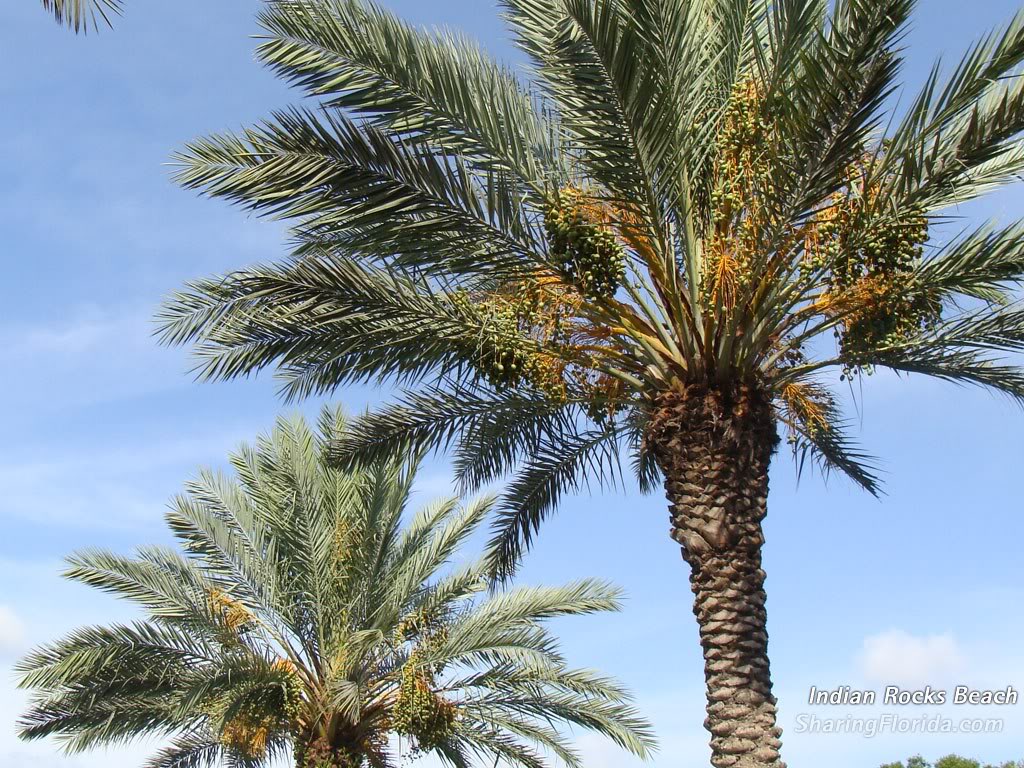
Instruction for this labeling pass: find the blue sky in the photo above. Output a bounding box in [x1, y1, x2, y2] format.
[1, 2, 1023, 767]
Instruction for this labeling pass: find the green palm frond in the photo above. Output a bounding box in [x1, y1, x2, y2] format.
[172, 108, 545, 278]
[886, 8, 1024, 207]
[500, 0, 664, 215]
[257, 0, 557, 184]
[157, 255, 519, 397]
[17, 408, 655, 768]
[485, 425, 626, 579]
[144, 729, 222, 768]
[449, 401, 582, 493]
[872, 348, 1024, 399]
[330, 386, 572, 471]
[916, 222, 1024, 303]
[41, 0, 122, 32]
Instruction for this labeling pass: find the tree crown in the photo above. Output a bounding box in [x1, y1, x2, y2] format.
[16, 407, 655, 768]
[159, 0, 1024, 572]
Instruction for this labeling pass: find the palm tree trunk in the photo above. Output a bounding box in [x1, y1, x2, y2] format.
[646, 384, 784, 768]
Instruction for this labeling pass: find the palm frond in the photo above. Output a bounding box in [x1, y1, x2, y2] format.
[500, 0, 660, 211]
[485, 424, 626, 579]
[144, 730, 223, 768]
[917, 221, 1024, 303]
[873, 347, 1024, 401]
[768, 0, 912, 213]
[157, 256, 502, 396]
[173, 108, 544, 277]
[257, 0, 557, 185]
[41, 0, 122, 32]
[776, 381, 882, 493]
[332, 385, 570, 469]
[886, 8, 1024, 208]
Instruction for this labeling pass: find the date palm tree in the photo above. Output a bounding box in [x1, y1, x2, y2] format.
[16, 407, 654, 768]
[158, 1, 1024, 765]
[40, 0, 123, 32]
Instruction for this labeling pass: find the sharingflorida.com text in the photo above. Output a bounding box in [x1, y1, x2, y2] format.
[793, 713, 1004, 738]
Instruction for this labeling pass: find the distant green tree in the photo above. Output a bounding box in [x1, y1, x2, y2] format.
[883, 756, 1024, 768]
[880, 759, 925, 768]
[936, 758, 982, 768]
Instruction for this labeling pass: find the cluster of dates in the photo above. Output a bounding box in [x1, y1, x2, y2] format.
[447, 189, 633, 418]
[393, 640, 457, 755]
[709, 80, 775, 225]
[449, 287, 568, 399]
[544, 187, 625, 300]
[217, 663, 303, 761]
[812, 193, 937, 373]
[391, 609, 456, 754]
[703, 80, 778, 310]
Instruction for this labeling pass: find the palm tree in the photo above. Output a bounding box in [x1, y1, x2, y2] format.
[157, 1, 1024, 765]
[40, 0, 123, 32]
[16, 407, 654, 768]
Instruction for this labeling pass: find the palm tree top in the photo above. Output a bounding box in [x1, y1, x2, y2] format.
[158, 0, 1024, 572]
[16, 406, 655, 768]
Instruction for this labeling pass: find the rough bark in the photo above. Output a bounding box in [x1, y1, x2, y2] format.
[645, 383, 784, 768]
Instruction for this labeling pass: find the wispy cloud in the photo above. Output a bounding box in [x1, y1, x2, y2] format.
[0, 425, 259, 530]
[0, 304, 188, 413]
[0, 606, 26, 656]
[859, 629, 965, 686]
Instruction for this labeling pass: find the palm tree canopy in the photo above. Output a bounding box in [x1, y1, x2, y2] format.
[16, 407, 655, 768]
[159, 0, 1024, 574]
[40, 0, 123, 32]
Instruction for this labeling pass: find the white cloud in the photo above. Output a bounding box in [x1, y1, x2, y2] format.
[0, 303, 195, 415]
[859, 629, 965, 686]
[0, 426, 259, 529]
[15, 320, 109, 356]
[0, 606, 27, 655]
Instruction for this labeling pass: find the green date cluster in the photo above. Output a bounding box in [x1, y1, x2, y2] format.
[544, 188, 625, 299]
[393, 652, 457, 755]
[450, 290, 533, 389]
[820, 200, 936, 370]
[709, 80, 775, 224]
[448, 289, 569, 399]
[702, 80, 780, 311]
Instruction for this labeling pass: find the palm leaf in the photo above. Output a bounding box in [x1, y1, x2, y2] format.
[41, 0, 122, 32]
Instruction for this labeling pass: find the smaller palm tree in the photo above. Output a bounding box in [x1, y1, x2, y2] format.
[16, 407, 654, 768]
[40, 0, 123, 32]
